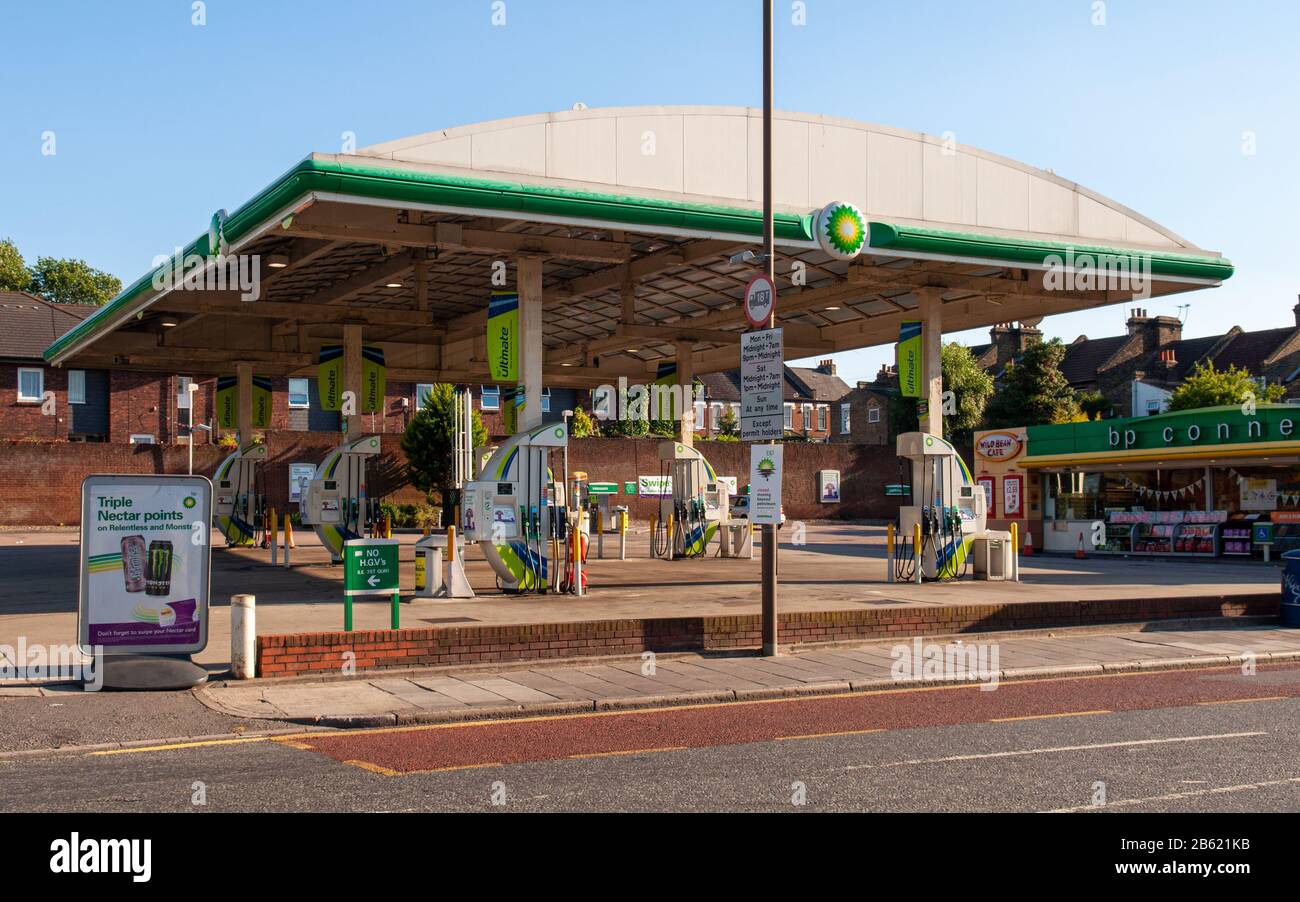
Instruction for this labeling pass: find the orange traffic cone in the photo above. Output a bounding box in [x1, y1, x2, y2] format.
[1023, 529, 1034, 557]
[1075, 531, 1087, 559]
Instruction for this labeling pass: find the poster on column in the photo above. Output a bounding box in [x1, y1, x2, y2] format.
[360, 346, 386, 413]
[317, 346, 344, 411]
[487, 292, 519, 382]
[897, 321, 923, 398]
[79, 475, 212, 656]
[749, 444, 784, 525]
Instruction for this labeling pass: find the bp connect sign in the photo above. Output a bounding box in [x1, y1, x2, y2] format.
[744, 274, 777, 329]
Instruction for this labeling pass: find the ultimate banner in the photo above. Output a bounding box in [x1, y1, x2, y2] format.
[215, 375, 272, 429]
[488, 292, 519, 383]
[318, 346, 386, 413]
[897, 321, 923, 399]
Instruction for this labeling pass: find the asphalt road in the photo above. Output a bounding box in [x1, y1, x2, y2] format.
[4, 664, 1300, 813]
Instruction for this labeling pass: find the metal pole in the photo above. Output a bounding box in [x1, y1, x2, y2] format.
[760, 0, 778, 657]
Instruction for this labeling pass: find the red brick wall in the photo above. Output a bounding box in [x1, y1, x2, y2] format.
[0, 364, 70, 441]
[256, 592, 1278, 677]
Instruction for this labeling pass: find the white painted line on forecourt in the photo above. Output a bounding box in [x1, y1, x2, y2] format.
[844, 731, 1267, 771]
[1048, 776, 1300, 813]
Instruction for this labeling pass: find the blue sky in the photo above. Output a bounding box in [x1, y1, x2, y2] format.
[1, 0, 1296, 384]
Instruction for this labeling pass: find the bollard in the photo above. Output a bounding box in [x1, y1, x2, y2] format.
[446, 524, 456, 563]
[283, 514, 292, 569]
[619, 510, 627, 561]
[1009, 521, 1020, 582]
[597, 510, 605, 560]
[666, 514, 675, 560]
[886, 522, 895, 584]
[913, 522, 923, 584]
[269, 508, 278, 566]
[649, 516, 656, 559]
[231, 594, 256, 679]
[384, 514, 392, 540]
[573, 524, 584, 596]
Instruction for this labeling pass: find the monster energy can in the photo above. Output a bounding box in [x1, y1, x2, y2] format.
[145, 540, 174, 597]
[121, 535, 147, 593]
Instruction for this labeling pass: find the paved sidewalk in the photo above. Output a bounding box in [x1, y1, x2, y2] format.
[194, 625, 1300, 727]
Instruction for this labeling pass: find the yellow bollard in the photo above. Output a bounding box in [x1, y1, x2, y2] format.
[886, 522, 895, 583]
[666, 514, 675, 560]
[269, 508, 278, 564]
[446, 525, 456, 564]
[913, 522, 922, 584]
[285, 514, 295, 548]
[384, 514, 392, 540]
[649, 516, 657, 559]
[1009, 521, 1020, 582]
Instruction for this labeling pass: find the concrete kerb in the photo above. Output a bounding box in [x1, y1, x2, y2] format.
[195, 651, 1300, 730]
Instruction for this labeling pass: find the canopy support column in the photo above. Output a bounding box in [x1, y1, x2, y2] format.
[919, 287, 944, 437]
[344, 323, 363, 439]
[676, 340, 696, 447]
[518, 256, 544, 432]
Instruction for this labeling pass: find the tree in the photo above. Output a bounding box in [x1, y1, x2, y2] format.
[570, 406, 598, 438]
[401, 385, 489, 499]
[1168, 361, 1285, 411]
[0, 238, 27, 292]
[1078, 391, 1112, 420]
[890, 342, 995, 439]
[27, 256, 121, 305]
[717, 406, 738, 436]
[983, 338, 1081, 427]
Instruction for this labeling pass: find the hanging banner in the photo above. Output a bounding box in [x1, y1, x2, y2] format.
[360, 346, 386, 414]
[215, 376, 237, 429]
[502, 386, 523, 435]
[251, 376, 272, 428]
[318, 345, 344, 411]
[487, 292, 519, 383]
[653, 361, 678, 421]
[897, 321, 923, 398]
[215, 375, 273, 429]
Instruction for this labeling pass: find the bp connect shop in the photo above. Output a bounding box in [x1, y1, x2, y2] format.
[973, 405, 1300, 559]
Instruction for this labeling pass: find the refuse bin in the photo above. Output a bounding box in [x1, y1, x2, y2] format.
[1282, 550, 1300, 627]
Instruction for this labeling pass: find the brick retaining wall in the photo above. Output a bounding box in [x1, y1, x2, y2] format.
[256, 592, 1279, 677]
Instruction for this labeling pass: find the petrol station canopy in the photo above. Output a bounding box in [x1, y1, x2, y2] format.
[43, 106, 1234, 385]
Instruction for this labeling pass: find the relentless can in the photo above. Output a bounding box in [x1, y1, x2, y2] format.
[121, 535, 147, 594]
[145, 540, 174, 597]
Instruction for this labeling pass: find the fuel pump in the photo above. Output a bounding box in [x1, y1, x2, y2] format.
[893, 432, 987, 581]
[653, 442, 728, 559]
[462, 421, 587, 594]
[300, 435, 385, 564]
[213, 443, 268, 546]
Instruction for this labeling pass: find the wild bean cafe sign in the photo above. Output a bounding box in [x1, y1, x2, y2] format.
[1026, 406, 1300, 459]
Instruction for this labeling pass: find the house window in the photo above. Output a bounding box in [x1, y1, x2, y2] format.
[129, 434, 156, 445]
[541, 387, 552, 413]
[288, 378, 311, 409]
[68, 370, 86, 405]
[480, 385, 501, 411]
[840, 403, 851, 433]
[868, 406, 881, 424]
[817, 405, 828, 431]
[802, 403, 813, 430]
[711, 403, 724, 432]
[1145, 400, 1162, 415]
[176, 376, 193, 409]
[783, 403, 793, 430]
[414, 383, 435, 410]
[17, 368, 43, 403]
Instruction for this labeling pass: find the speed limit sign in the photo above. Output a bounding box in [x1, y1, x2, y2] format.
[744, 274, 777, 329]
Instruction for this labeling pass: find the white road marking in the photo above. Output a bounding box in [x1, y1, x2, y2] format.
[1048, 776, 1300, 812]
[844, 731, 1267, 771]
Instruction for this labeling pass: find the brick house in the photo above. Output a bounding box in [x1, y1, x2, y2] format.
[695, 360, 849, 441]
[832, 365, 897, 445]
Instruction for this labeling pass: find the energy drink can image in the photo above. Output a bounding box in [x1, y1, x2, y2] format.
[145, 540, 174, 597]
[121, 535, 147, 593]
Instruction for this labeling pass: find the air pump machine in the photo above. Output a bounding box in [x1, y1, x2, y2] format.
[462, 421, 589, 594]
[213, 442, 268, 546]
[300, 434, 384, 564]
[652, 442, 729, 559]
[892, 432, 988, 581]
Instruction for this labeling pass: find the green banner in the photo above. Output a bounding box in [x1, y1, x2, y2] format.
[487, 292, 519, 383]
[897, 321, 922, 398]
[502, 386, 523, 435]
[318, 346, 344, 412]
[215, 376, 237, 429]
[216, 375, 272, 429]
[361, 346, 385, 414]
[251, 376, 272, 428]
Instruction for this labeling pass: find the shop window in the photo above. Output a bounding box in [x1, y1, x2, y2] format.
[289, 378, 311, 409]
[17, 368, 43, 403]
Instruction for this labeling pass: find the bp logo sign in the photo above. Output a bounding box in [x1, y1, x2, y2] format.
[182, 496, 197, 510]
[816, 201, 867, 260]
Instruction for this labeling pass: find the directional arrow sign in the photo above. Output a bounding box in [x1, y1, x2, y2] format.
[344, 538, 400, 597]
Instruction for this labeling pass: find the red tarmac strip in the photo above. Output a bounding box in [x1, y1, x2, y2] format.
[283, 664, 1300, 775]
